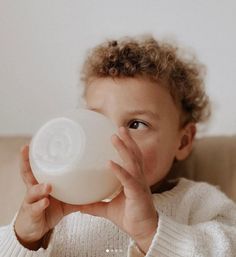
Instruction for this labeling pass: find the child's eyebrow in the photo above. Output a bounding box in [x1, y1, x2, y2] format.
[126, 109, 160, 120]
[88, 107, 160, 120]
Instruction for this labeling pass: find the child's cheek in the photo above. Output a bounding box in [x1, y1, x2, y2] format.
[140, 144, 161, 184]
[139, 141, 173, 186]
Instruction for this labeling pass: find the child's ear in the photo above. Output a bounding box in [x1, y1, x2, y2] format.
[175, 122, 196, 161]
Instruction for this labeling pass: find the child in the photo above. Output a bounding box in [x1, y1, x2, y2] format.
[1, 35, 236, 257]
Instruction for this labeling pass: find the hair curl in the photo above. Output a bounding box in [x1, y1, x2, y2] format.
[81, 35, 210, 126]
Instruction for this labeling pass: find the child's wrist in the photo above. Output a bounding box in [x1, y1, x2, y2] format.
[15, 232, 44, 251]
[134, 229, 156, 254]
[133, 213, 158, 254]
[14, 227, 53, 251]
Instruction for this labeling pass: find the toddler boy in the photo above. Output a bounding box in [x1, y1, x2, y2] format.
[1, 35, 236, 257]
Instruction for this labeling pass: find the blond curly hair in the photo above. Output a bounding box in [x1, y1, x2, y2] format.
[81, 35, 210, 127]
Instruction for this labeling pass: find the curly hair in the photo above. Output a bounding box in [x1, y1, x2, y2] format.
[80, 35, 210, 127]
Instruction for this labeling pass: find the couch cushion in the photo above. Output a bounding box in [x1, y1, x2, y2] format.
[169, 135, 236, 201]
[0, 137, 31, 225]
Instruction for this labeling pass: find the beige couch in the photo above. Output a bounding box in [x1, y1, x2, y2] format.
[0, 135, 236, 226]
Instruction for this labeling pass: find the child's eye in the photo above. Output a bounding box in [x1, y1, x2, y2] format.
[128, 120, 148, 130]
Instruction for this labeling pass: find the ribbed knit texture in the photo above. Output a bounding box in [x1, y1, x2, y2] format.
[1, 177, 236, 257]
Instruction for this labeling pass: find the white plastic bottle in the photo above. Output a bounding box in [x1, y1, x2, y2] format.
[29, 108, 122, 205]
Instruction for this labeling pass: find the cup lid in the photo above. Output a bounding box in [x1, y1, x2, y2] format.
[30, 117, 86, 174]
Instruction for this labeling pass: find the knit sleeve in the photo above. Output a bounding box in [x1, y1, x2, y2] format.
[141, 213, 236, 257]
[0, 213, 54, 257]
[128, 181, 236, 257]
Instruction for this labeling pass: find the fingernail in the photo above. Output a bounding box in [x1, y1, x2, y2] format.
[47, 184, 51, 192]
[44, 184, 50, 192]
[43, 184, 47, 191]
[107, 160, 112, 168]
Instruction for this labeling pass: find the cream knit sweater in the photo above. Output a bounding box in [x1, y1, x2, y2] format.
[1, 177, 236, 257]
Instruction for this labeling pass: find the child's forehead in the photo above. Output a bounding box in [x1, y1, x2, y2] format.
[85, 77, 180, 118]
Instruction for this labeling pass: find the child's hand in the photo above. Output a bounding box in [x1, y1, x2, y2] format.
[14, 145, 84, 250]
[76, 127, 158, 254]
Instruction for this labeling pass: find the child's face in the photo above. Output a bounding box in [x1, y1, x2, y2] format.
[84, 77, 194, 189]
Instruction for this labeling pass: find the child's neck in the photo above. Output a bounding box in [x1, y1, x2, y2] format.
[150, 178, 178, 194]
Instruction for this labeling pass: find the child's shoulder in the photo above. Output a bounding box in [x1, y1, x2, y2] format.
[153, 177, 235, 207]
[153, 177, 236, 210]
[152, 177, 236, 224]
[177, 177, 228, 198]
[166, 177, 229, 199]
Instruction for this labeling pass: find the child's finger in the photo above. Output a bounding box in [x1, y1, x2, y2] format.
[118, 127, 143, 160]
[109, 160, 142, 193]
[111, 134, 140, 177]
[109, 160, 150, 200]
[30, 197, 50, 217]
[25, 183, 51, 204]
[20, 159, 38, 187]
[20, 145, 38, 188]
[20, 144, 29, 162]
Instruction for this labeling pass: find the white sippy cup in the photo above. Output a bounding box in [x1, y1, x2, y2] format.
[29, 108, 122, 205]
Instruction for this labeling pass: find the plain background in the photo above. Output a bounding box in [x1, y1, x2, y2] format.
[0, 0, 235, 136]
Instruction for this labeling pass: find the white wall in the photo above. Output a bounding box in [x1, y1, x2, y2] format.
[0, 0, 236, 136]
